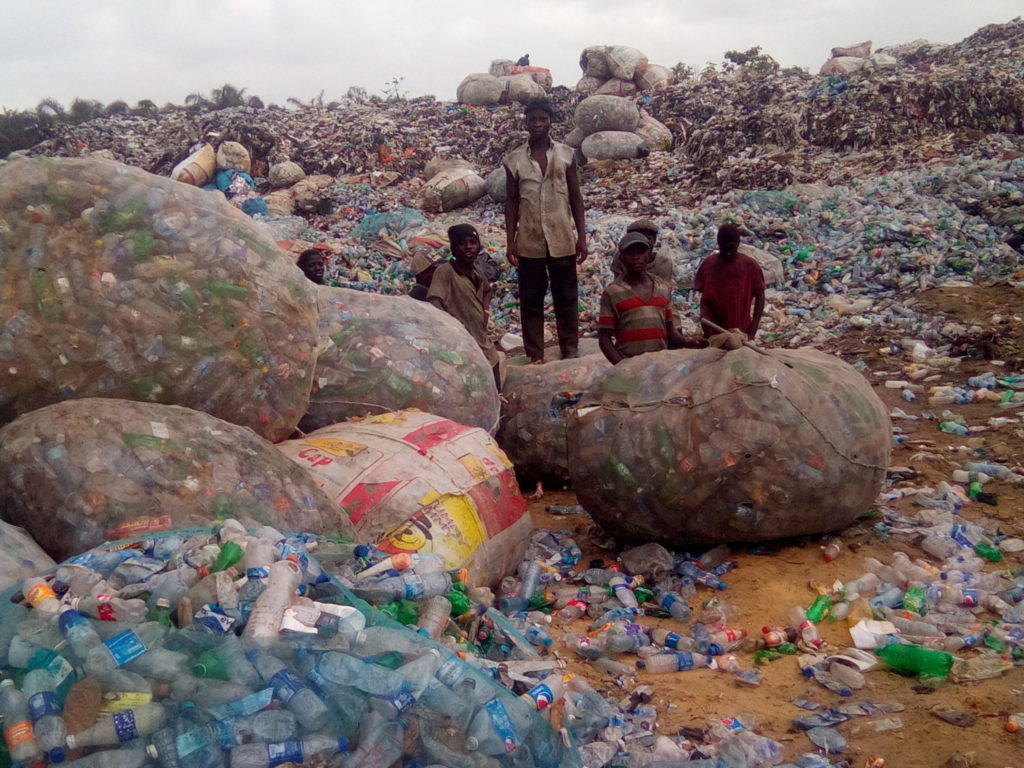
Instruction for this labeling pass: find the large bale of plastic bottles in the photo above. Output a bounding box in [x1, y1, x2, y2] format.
[278, 410, 531, 587]
[303, 286, 500, 434]
[0, 157, 319, 442]
[0, 523, 579, 768]
[497, 353, 612, 487]
[0, 399, 354, 561]
[567, 347, 890, 545]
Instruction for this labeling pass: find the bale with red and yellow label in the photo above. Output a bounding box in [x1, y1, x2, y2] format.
[277, 410, 531, 586]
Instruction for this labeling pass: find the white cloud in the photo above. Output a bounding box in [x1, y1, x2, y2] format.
[0, 0, 1018, 110]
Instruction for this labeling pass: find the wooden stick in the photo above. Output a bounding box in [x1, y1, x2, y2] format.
[700, 317, 771, 356]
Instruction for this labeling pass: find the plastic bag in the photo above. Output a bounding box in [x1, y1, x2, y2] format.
[605, 45, 649, 81]
[0, 520, 55, 591]
[0, 398, 355, 561]
[594, 78, 638, 97]
[457, 73, 502, 105]
[567, 347, 890, 546]
[171, 143, 215, 186]
[497, 353, 612, 486]
[302, 285, 500, 434]
[635, 111, 673, 151]
[0, 157, 319, 442]
[421, 167, 487, 212]
[574, 95, 640, 135]
[279, 411, 532, 587]
[581, 131, 650, 161]
[350, 206, 426, 241]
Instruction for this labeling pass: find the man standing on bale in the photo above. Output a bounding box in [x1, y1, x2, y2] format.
[694, 223, 766, 350]
[504, 98, 587, 364]
[428, 224, 501, 390]
[598, 232, 703, 365]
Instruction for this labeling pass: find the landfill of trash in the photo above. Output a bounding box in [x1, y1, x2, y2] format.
[0, 16, 1022, 768]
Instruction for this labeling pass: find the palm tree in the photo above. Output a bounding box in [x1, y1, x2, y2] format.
[105, 100, 130, 116]
[184, 92, 211, 110]
[69, 98, 103, 123]
[210, 84, 247, 109]
[246, 95, 264, 109]
[36, 98, 66, 126]
[132, 99, 158, 117]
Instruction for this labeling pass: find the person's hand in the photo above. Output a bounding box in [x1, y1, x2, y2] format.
[575, 236, 588, 265]
[506, 244, 519, 268]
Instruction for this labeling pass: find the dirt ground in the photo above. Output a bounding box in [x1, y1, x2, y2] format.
[525, 285, 1024, 767]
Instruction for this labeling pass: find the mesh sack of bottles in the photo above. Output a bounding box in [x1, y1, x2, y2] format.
[0, 399, 355, 562]
[497, 353, 611, 487]
[278, 410, 531, 588]
[301, 286, 501, 435]
[567, 347, 890, 546]
[0, 520, 55, 591]
[0, 157, 318, 441]
[0, 523, 579, 768]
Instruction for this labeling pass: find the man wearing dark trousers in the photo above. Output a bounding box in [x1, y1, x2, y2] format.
[504, 99, 587, 364]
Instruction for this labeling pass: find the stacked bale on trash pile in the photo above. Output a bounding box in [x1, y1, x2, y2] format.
[576, 44, 672, 96]
[456, 58, 554, 107]
[567, 346, 891, 546]
[569, 95, 673, 160]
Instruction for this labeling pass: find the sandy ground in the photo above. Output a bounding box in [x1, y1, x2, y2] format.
[525, 286, 1024, 767]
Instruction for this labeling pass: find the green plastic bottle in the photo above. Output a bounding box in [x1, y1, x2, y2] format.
[877, 643, 954, 678]
[902, 586, 926, 615]
[806, 593, 832, 622]
[192, 649, 228, 680]
[754, 650, 781, 666]
[210, 541, 244, 573]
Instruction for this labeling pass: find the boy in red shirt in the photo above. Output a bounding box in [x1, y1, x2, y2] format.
[694, 223, 766, 342]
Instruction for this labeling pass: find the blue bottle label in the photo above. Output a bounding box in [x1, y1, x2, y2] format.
[382, 690, 416, 714]
[268, 740, 304, 767]
[27, 691, 60, 720]
[194, 604, 235, 633]
[950, 525, 972, 547]
[113, 710, 139, 742]
[270, 669, 304, 703]
[246, 568, 269, 579]
[484, 698, 520, 753]
[209, 688, 273, 720]
[104, 629, 147, 666]
[175, 729, 205, 757]
[676, 653, 695, 671]
[43, 652, 76, 690]
[436, 657, 465, 687]
[403, 575, 425, 600]
[960, 589, 979, 606]
[663, 632, 681, 649]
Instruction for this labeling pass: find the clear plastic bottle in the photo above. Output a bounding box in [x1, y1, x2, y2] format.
[23, 668, 66, 763]
[350, 571, 452, 604]
[601, 622, 651, 653]
[229, 736, 350, 768]
[242, 560, 301, 638]
[821, 539, 843, 562]
[554, 599, 588, 623]
[651, 628, 695, 651]
[653, 588, 690, 622]
[416, 595, 451, 639]
[340, 718, 405, 768]
[520, 672, 572, 710]
[71, 594, 149, 623]
[789, 606, 823, 648]
[608, 575, 639, 610]
[465, 696, 534, 755]
[637, 652, 712, 673]
[696, 544, 731, 570]
[245, 649, 329, 731]
[66, 748, 151, 768]
[65, 702, 167, 748]
[237, 538, 276, 606]
[1, 678, 44, 768]
[23, 577, 62, 614]
[316, 651, 413, 708]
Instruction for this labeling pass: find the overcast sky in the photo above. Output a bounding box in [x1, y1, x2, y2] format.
[1, 1, 1019, 111]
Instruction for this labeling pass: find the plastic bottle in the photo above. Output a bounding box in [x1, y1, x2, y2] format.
[939, 421, 970, 436]
[209, 541, 244, 573]
[696, 545, 731, 570]
[316, 651, 413, 709]
[554, 599, 588, 623]
[416, 595, 451, 639]
[352, 553, 446, 582]
[675, 562, 727, 590]
[229, 736, 350, 768]
[637, 652, 712, 673]
[67, 748, 151, 768]
[789, 607, 823, 648]
[707, 628, 747, 653]
[608, 575, 639, 610]
[23, 668, 66, 763]
[651, 628, 695, 651]
[340, 718, 405, 768]
[23, 577, 62, 614]
[654, 588, 690, 622]
[805, 593, 832, 622]
[465, 696, 534, 755]
[1, 678, 44, 768]
[65, 702, 167, 748]
[876, 643, 954, 678]
[242, 560, 301, 638]
[521, 673, 572, 710]
[601, 623, 651, 653]
[821, 539, 843, 562]
[245, 649, 330, 731]
[71, 594, 149, 623]
[237, 539, 275, 606]
[351, 571, 452, 604]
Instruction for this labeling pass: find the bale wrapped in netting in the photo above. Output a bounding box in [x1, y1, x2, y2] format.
[497, 353, 612, 487]
[0, 157, 319, 442]
[0, 398, 354, 561]
[574, 95, 640, 135]
[594, 78, 638, 97]
[567, 347, 890, 546]
[302, 285, 500, 434]
[484, 167, 507, 202]
[500, 74, 545, 102]
[606, 45, 649, 81]
[31, 527, 578, 768]
[279, 410, 531, 587]
[421, 167, 487, 212]
[457, 73, 503, 105]
[635, 111, 673, 151]
[0, 520, 55, 591]
[635, 63, 672, 91]
[581, 131, 650, 161]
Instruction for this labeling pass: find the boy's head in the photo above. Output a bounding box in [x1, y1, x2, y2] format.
[617, 232, 653, 275]
[717, 223, 742, 258]
[524, 99, 554, 140]
[626, 218, 659, 248]
[448, 223, 481, 265]
[297, 249, 325, 284]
